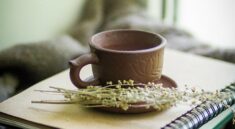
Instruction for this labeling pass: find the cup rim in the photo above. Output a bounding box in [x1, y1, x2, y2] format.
[90, 29, 166, 54]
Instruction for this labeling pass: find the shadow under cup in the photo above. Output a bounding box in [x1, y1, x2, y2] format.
[69, 30, 166, 88]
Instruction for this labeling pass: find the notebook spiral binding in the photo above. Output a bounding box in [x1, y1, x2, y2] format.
[162, 83, 235, 129]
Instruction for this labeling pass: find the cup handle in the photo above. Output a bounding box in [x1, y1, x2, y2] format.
[69, 53, 99, 88]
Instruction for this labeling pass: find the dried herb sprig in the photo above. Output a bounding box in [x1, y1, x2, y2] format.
[32, 80, 233, 112]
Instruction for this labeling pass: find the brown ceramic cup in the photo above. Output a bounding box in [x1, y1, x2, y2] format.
[69, 30, 166, 88]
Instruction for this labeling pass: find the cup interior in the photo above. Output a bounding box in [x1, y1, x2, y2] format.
[91, 30, 164, 51]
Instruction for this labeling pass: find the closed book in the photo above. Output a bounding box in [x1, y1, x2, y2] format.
[0, 49, 235, 129]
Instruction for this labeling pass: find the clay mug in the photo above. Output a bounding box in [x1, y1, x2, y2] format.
[69, 30, 166, 88]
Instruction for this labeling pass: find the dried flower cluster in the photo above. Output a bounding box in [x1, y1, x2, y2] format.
[33, 80, 233, 112]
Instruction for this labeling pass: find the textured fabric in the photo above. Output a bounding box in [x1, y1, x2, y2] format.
[0, 36, 87, 101]
[0, 0, 234, 101]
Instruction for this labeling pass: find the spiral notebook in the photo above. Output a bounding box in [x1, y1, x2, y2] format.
[1, 49, 235, 129]
[162, 83, 235, 129]
[0, 82, 234, 129]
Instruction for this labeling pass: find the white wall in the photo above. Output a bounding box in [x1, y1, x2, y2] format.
[2, 0, 234, 49]
[0, 0, 85, 50]
[177, 0, 235, 48]
[147, 0, 162, 20]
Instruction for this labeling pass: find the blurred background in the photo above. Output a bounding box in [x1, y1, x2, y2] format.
[1, 0, 235, 102]
[149, 0, 235, 48]
[0, 0, 85, 50]
[0, 0, 234, 128]
[1, 0, 235, 50]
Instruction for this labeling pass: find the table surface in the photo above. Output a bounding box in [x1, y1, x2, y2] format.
[0, 49, 235, 129]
